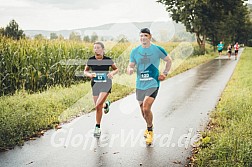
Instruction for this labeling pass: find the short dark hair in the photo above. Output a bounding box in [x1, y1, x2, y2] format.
[140, 28, 151, 35]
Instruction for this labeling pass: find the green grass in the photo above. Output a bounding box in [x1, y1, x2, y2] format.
[0, 43, 216, 150]
[191, 47, 252, 167]
[0, 82, 134, 149]
[0, 83, 88, 149]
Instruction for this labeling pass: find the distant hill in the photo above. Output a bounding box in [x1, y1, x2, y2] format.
[24, 21, 195, 42]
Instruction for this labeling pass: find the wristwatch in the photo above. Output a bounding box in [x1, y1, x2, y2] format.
[163, 71, 168, 76]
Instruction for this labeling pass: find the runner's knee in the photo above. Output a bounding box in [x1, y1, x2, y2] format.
[142, 106, 151, 114]
[95, 104, 103, 110]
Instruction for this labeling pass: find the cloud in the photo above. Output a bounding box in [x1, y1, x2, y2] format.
[0, 0, 170, 30]
[0, 0, 31, 7]
[24, 0, 120, 10]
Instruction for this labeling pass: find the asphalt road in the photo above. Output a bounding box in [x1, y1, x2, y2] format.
[0, 49, 243, 167]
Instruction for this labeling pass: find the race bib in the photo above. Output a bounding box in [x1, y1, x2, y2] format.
[140, 70, 152, 81]
[93, 73, 107, 82]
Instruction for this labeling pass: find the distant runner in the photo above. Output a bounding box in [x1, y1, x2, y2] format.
[227, 44, 232, 60]
[234, 42, 239, 60]
[217, 41, 224, 57]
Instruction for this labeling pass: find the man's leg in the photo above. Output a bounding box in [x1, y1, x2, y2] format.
[136, 88, 158, 144]
[142, 96, 155, 144]
[142, 96, 155, 128]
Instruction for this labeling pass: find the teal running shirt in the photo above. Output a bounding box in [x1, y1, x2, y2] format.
[217, 43, 224, 51]
[130, 44, 167, 90]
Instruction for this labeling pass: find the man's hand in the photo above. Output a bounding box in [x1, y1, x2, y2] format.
[158, 74, 166, 81]
[127, 67, 134, 75]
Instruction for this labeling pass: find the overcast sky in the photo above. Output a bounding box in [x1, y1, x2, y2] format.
[0, 0, 172, 31]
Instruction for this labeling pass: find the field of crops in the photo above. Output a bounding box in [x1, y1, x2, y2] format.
[0, 37, 91, 95]
[0, 36, 182, 96]
[0, 37, 134, 95]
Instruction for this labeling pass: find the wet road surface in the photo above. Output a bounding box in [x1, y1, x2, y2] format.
[0, 49, 243, 167]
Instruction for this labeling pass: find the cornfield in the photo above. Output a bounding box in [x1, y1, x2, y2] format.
[0, 37, 132, 96]
[0, 36, 183, 96]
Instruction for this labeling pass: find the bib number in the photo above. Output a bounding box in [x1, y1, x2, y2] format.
[140, 71, 152, 81]
[93, 73, 107, 82]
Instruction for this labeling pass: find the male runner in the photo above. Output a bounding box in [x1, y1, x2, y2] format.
[127, 28, 172, 145]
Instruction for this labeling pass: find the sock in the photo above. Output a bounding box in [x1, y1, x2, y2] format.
[147, 125, 153, 131]
[96, 124, 100, 128]
[104, 103, 108, 109]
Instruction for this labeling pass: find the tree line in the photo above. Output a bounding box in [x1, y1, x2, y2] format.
[0, 20, 126, 42]
[0, 20, 101, 42]
[0, 20, 25, 40]
[157, 0, 252, 53]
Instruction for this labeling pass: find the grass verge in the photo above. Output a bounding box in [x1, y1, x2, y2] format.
[190, 47, 252, 167]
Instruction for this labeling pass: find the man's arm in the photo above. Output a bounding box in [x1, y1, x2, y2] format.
[162, 55, 172, 76]
[127, 62, 135, 75]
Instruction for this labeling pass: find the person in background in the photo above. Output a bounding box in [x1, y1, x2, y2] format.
[227, 44, 232, 60]
[217, 41, 224, 57]
[234, 42, 239, 60]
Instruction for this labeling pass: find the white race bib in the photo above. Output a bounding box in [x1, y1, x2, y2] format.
[140, 70, 152, 81]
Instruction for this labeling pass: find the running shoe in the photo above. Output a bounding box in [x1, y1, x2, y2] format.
[145, 131, 153, 145]
[144, 126, 154, 137]
[94, 126, 101, 137]
[144, 129, 148, 138]
[104, 100, 111, 114]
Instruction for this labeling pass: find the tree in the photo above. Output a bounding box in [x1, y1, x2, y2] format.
[83, 35, 90, 42]
[157, 0, 250, 53]
[206, 0, 250, 47]
[157, 0, 210, 53]
[90, 32, 98, 42]
[0, 27, 4, 36]
[69, 31, 81, 41]
[248, 4, 252, 20]
[245, 4, 252, 46]
[231, 2, 251, 43]
[50, 33, 58, 40]
[4, 19, 25, 40]
[58, 34, 65, 40]
[34, 34, 46, 40]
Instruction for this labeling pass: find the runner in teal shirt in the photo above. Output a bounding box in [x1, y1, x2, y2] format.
[127, 28, 172, 145]
[217, 41, 224, 56]
[130, 44, 167, 90]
